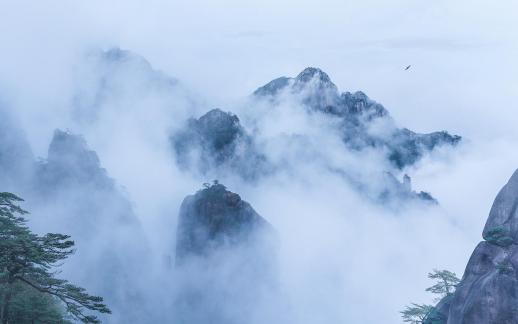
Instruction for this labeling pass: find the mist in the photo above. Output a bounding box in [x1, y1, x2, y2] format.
[1, 1, 518, 323]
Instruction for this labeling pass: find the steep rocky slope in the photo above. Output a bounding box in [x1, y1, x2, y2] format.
[430, 169, 518, 323]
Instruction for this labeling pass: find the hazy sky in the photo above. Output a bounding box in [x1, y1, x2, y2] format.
[1, 1, 517, 322]
[1, 0, 516, 212]
[1, 0, 517, 139]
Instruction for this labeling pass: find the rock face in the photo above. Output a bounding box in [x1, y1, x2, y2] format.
[439, 169, 518, 324]
[254, 67, 461, 169]
[171, 109, 267, 179]
[424, 295, 453, 324]
[174, 183, 278, 324]
[175, 182, 273, 264]
[482, 169, 518, 246]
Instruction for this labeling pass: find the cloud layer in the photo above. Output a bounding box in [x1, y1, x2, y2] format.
[1, 1, 518, 323]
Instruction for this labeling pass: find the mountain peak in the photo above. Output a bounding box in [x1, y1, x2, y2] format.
[48, 129, 97, 165]
[295, 67, 337, 91]
[43, 129, 112, 188]
[175, 182, 273, 263]
[296, 67, 331, 83]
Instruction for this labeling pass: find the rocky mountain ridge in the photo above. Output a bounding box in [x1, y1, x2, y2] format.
[254, 67, 461, 169]
[171, 66, 457, 204]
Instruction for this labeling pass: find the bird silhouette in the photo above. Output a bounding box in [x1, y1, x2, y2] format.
[405, 65, 411, 71]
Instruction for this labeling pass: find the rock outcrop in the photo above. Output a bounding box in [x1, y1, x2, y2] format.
[173, 183, 278, 324]
[378, 173, 437, 204]
[171, 109, 267, 179]
[175, 182, 274, 264]
[254, 67, 461, 169]
[435, 169, 518, 323]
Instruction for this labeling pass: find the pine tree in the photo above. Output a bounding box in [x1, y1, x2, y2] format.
[3, 282, 73, 323]
[401, 303, 433, 324]
[425, 269, 460, 298]
[0, 192, 111, 323]
[401, 269, 460, 324]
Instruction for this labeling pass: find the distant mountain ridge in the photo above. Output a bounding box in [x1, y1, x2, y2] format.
[254, 67, 461, 169]
[171, 66, 458, 205]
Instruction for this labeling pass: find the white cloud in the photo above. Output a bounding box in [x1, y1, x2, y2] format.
[1, 1, 517, 322]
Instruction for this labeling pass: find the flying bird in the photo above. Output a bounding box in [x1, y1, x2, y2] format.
[405, 65, 411, 71]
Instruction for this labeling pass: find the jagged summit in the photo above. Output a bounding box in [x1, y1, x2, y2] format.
[253, 68, 461, 169]
[340, 90, 388, 119]
[295, 67, 330, 81]
[295, 67, 337, 88]
[254, 67, 339, 108]
[171, 109, 267, 179]
[253, 67, 390, 120]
